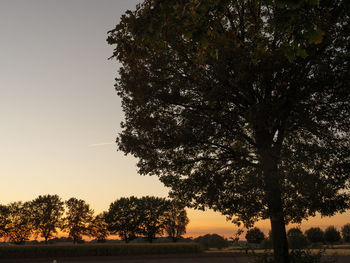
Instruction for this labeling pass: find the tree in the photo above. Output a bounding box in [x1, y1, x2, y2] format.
[62, 198, 94, 244]
[105, 196, 141, 243]
[30, 194, 64, 244]
[324, 226, 341, 246]
[109, 1, 350, 262]
[138, 196, 168, 243]
[245, 227, 265, 244]
[163, 200, 189, 242]
[5, 202, 33, 244]
[287, 228, 308, 249]
[88, 212, 110, 243]
[341, 224, 350, 243]
[305, 227, 324, 244]
[0, 205, 10, 241]
[195, 234, 229, 250]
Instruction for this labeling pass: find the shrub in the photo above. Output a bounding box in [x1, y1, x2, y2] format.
[324, 226, 341, 245]
[341, 223, 350, 243]
[194, 234, 229, 250]
[287, 228, 308, 249]
[305, 228, 324, 244]
[259, 238, 273, 249]
[246, 227, 265, 244]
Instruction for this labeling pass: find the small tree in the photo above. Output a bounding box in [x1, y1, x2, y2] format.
[138, 196, 168, 243]
[30, 194, 64, 244]
[287, 228, 308, 249]
[324, 226, 341, 246]
[195, 234, 229, 250]
[88, 212, 109, 243]
[305, 227, 324, 244]
[5, 202, 33, 244]
[105, 196, 141, 243]
[341, 224, 350, 243]
[163, 200, 189, 242]
[62, 198, 94, 244]
[246, 227, 265, 244]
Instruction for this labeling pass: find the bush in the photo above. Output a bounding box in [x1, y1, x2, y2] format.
[324, 226, 341, 245]
[194, 234, 229, 250]
[341, 223, 350, 243]
[259, 238, 273, 249]
[287, 228, 308, 249]
[246, 227, 265, 244]
[305, 228, 324, 244]
[253, 249, 337, 263]
[0, 243, 202, 259]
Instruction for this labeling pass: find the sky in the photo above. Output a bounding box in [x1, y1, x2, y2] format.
[0, 0, 349, 239]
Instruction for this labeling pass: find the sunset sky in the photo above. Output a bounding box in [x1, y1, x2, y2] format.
[1, 0, 348, 238]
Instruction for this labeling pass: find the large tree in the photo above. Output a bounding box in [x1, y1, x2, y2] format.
[108, 0, 350, 262]
[163, 200, 189, 242]
[105, 196, 142, 243]
[62, 198, 94, 244]
[30, 194, 64, 244]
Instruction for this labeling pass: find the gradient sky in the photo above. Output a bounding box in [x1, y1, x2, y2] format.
[0, 0, 348, 238]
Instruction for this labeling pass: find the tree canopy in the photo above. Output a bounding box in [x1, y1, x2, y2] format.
[109, 0, 350, 262]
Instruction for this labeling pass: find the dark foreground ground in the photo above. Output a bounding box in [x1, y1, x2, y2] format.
[0, 252, 349, 263]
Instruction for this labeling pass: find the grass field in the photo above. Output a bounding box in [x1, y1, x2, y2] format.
[0, 243, 202, 259]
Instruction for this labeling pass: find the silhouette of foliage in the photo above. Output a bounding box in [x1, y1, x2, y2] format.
[324, 226, 341, 246]
[163, 200, 189, 242]
[194, 234, 229, 250]
[341, 223, 350, 243]
[109, 1, 350, 262]
[287, 228, 308, 249]
[62, 198, 94, 244]
[246, 227, 265, 244]
[0, 205, 10, 240]
[305, 227, 324, 244]
[106, 196, 142, 243]
[30, 194, 64, 244]
[138, 196, 169, 243]
[88, 212, 110, 243]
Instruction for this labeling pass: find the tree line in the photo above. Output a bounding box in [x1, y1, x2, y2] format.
[245, 225, 350, 248]
[0, 195, 189, 244]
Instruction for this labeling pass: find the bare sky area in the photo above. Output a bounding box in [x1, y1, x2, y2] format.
[0, 0, 348, 238]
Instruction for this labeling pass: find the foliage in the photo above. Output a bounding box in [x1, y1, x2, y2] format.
[3, 202, 33, 244]
[287, 228, 308, 249]
[109, 1, 350, 262]
[324, 226, 341, 245]
[30, 194, 64, 244]
[253, 249, 337, 263]
[341, 223, 350, 242]
[0, 243, 202, 258]
[305, 228, 324, 244]
[138, 196, 169, 243]
[62, 198, 94, 244]
[260, 238, 273, 249]
[0, 205, 10, 239]
[246, 227, 265, 244]
[88, 212, 110, 243]
[194, 234, 229, 250]
[105, 196, 142, 243]
[163, 200, 189, 242]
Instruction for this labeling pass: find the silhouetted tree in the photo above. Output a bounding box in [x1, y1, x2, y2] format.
[324, 226, 341, 246]
[62, 198, 93, 244]
[246, 227, 265, 244]
[109, 1, 350, 262]
[88, 212, 110, 243]
[0, 205, 10, 240]
[305, 227, 324, 244]
[30, 194, 64, 244]
[105, 196, 141, 243]
[138, 196, 168, 243]
[287, 228, 308, 249]
[195, 234, 229, 249]
[341, 224, 350, 243]
[5, 202, 33, 244]
[163, 200, 189, 242]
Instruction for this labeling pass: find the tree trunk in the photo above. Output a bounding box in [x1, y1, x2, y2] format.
[259, 142, 290, 263]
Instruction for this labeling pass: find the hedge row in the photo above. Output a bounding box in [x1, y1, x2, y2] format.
[0, 243, 202, 259]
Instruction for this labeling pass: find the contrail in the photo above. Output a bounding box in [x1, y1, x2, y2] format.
[88, 142, 115, 147]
